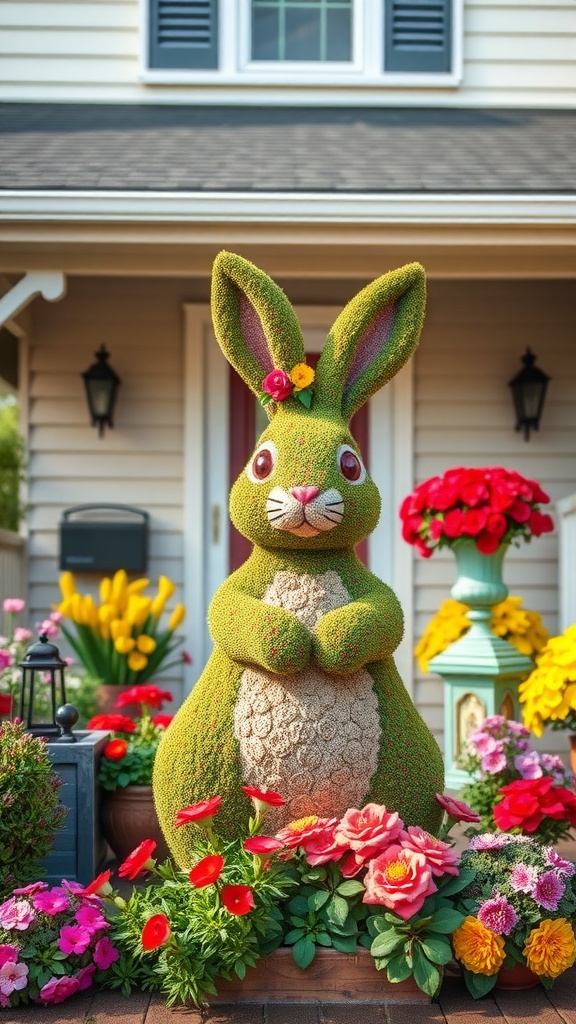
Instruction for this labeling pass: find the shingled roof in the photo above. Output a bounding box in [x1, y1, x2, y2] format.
[1, 104, 575, 194]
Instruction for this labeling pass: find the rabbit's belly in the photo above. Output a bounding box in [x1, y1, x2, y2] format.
[233, 569, 382, 826]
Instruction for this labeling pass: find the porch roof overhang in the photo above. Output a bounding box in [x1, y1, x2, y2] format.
[1, 104, 575, 279]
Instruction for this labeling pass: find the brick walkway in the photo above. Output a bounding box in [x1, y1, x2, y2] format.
[3, 966, 576, 1024]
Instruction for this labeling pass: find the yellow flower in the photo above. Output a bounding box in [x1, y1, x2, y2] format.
[519, 624, 576, 732]
[523, 919, 576, 978]
[110, 619, 131, 641]
[114, 636, 136, 655]
[80, 594, 98, 629]
[452, 917, 506, 976]
[110, 570, 128, 612]
[136, 635, 157, 655]
[289, 363, 315, 392]
[128, 651, 148, 672]
[59, 571, 77, 601]
[126, 577, 150, 598]
[168, 602, 186, 631]
[151, 575, 177, 619]
[125, 595, 152, 629]
[99, 577, 112, 604]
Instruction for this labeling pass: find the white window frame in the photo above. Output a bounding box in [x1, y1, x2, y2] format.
[140, 0, 463, 91]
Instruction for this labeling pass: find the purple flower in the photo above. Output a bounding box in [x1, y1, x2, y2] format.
[545, 849, 576, 876]
[0, 959, 28, 996]
[58, 925, 91, 956]
[533, 871, 565, 911]
[480, 747, 507, 775]
[39, 974, 79, 1005]
[0, 946, 18, 968]
[75, 963, 97, 991]
[505, 720, 530, 737]
[482, 715, 506, 730]
[477, 895, 518, 936]
[75, 905, 108, 934]
[93, 935, 119, 970]
[469, 833, 512, 851]
[32, 888, 69, 916]
[0, 898, 35, 931]
[469, 731, 498, 756]
[514, 751, 543, 780]
[510, 863, 538, 893]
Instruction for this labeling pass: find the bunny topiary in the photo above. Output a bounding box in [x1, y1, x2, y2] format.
[153, 251, 444, 864]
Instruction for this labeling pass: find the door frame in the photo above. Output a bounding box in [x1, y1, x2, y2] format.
[183, 303, 415, 695]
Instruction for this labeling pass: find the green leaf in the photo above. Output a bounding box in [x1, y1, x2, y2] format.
[427, 908, 467, 934]
[371, 930, 405, 958]
[293, 936, 316, 970]
[259, 392, 272, 406]
[308, 889, 330, 911]
[284, 928, 306, 945]
[316, 933, 332, 947]
[336, 880, 365, 897]
[234, 960, 246, 980]
[366, 915, 388, 936]
[331, 935, 359, 954]
[326, 894, 349, 928]
[289, 895, 310, 916]
[412, 946, 441, 997]
[296, 388, 313, 408]
[419, 936, 454, 966]
[386, 953, 413, 983]
[462, 967, 498, 999]
[437, 868, 477, 897]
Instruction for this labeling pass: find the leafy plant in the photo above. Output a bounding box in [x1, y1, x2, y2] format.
[0, 720, 66, 898]
[0, 401, 26, 532]
[86, 684, 174, 790]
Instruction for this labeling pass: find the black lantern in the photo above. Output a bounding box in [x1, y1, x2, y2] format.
[18, 634, 78, 742]
[82, 345, 121, 437]
[508, 348, 551, 442]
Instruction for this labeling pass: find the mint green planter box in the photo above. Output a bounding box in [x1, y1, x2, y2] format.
[39, 730, 110, 886]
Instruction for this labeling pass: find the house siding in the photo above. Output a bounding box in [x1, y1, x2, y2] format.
[1, 0, 575, 106]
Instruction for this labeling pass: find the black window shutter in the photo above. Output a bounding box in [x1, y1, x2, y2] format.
[384, 0, 451, 73]
[149, 0, 219, 69]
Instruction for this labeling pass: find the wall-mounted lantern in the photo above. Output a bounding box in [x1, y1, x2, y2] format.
[508, 348, 550, 441]
[82, 345, 121, 437]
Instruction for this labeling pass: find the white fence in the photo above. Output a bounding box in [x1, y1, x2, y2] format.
[557, 493, 576, 632]
[0, 528, 26, 635]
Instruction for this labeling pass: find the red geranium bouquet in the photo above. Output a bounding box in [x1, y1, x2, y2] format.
[400, 466, 554, 558]
[87, 684, 173, 790]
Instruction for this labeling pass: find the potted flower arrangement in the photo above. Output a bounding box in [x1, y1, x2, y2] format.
[92, 789, 478, 1008]
[0, 879, 120, 1007]
[55, 570, 187, 699]
[86, 684, 174, 863]
[518, 624, 576, 769]
[415, 596, 548, 674]
[457, 715, 576, 844]
[452, 833, 576, 997]
[399, 466, 554, 559]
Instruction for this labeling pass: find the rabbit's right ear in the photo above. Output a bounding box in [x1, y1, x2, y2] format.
[211, 251, 306, 398]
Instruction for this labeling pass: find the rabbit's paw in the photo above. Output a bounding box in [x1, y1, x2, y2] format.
[313, 604, 394, 674]
[249, 606, 313, 675]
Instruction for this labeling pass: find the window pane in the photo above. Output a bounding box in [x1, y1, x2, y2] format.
[326, 7, 351, 60]
[252, 6, 280, 60]
[285, 9, 321, 60]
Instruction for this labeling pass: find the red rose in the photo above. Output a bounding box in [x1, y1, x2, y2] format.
[435, 793, 481, 824]
[241, 785, 285, 810]
[103, 738, 129, 761]
[117, 839, 157, 880]
[221, 884, 255, 916]
[141, 913, 171, 950]
[442, 509, 465, 538]
[462, 508, 487, 536]
[529, 510, 554, 537]
[189, 853, 225, 888]
[87, 713, 136, 733]
[508, 499, 531, 523]
[175, 795, 222, 828]
[262, 370, 293, 402]
[493, 777, 576, 834]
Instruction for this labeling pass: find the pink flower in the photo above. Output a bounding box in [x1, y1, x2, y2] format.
[36, 619, 59, 638]
[13, 627, 32, 643]
[76, 963, 97, 990]
[93, 935, 120, 970]
[75, 904, 108, 934]
[262, 369, 293, 402]
[468, 731, 498, 757]
[243, 836, 284, 856]
[477, 895, 518, 935]
[0, 959, 28, 996]
[49, 610, 63, 624]
[480, 747, 507, 775]
[0, 947, 17, 968]
[301, 824, 347, 867]
[545, 849, 576, 876]
[468, 833, 512, 851]
[510, 863, 538, 893]
[399, 826, 460, 877]
[334, 803, 403, 859]
[58, 924, 91, 955]
[276, 816, 337, 850]
[533, 871, 565, 911]
[33, 887, 69, 916]
[12, 882, 48, 897]
[434, 794, 480, 824]
[362, 845, 437, 920]
[3, 598, 25, 614]
[0, 898, 35, 931]
[0, 651, 12, 671]
[182, 651, 193, 665]
[39, 975, 79, 1005]
[514, 751, 543, 780]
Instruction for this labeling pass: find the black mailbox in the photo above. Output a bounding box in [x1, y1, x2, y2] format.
[59, 505, 149, 573]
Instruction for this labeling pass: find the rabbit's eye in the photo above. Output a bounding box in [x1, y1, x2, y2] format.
[338, 444, 366, 484]
[247, 441, 278, 483]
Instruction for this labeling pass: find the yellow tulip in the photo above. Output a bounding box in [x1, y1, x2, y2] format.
[59, 571, 77, 601]
[81, 594, 99, 628]
[168, 603, 186, 631]
[126, 595, 152, 628]
[99, 577, 112, 604]
[126, 578, 150, 598]
[57, 596, 75, 618]
[128, 651, 148, 672]
[136, 634, 157, 654]
[110, 618, 131, 641]
[70, 593, 84, 624]
[111, 570, 128, 611]
[114, 636, 136, 654]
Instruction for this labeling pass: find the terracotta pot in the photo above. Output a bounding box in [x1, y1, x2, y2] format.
[494, 963, 540, 991]
[100, 784, 170, 864]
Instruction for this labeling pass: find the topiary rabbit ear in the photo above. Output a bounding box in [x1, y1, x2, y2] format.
[315, 263, 426, 422]
[211, 251, 306, 399]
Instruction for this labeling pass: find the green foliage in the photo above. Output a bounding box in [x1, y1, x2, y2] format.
[0, 402, 26, 531]
[0, 720, 66, 898]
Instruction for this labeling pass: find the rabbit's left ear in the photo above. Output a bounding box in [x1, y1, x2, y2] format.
[316, 263, 426, 421]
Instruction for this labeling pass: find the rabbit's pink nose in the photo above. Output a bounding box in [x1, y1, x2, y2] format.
[290, 486, 320, 505]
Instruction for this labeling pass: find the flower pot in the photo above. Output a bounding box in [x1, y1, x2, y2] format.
[100, 784, 170, 865]
[450, 539, 509, 609]
[210, 946, 430, 1004]
[495, 963, 541, 991]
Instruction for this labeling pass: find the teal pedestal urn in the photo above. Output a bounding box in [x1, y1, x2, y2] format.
[429, 540, 534, 790]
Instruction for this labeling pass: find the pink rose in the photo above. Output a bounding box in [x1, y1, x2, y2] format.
[262, 369, 293, 402]
[399, 826, 460, 877]
[302, 823, 347, 866]
[334, 803, 403, 860]
[362, 845, 437, 920]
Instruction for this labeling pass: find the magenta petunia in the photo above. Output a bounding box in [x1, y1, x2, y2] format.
[39, 974, 80, 1005]
[75, 963, 97, 991]
[75, 904, 108, 934]
[477, 895, 518, 936]
[33, 888, 70, 916]
[58, 924, 92, 955]
[0, 946, 18, 968]
[93, 935, 120, 970]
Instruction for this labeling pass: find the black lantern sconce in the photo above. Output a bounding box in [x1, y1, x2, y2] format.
[82, 345, 121, 438]
[18, 634, 78, 743]
[508, 348, 551, 442]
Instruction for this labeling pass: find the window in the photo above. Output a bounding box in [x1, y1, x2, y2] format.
[145, 0, 457, 81]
